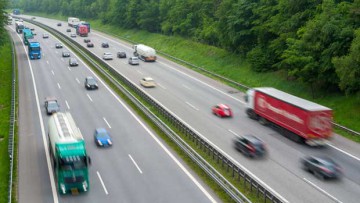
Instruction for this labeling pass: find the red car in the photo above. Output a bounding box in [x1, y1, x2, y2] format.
[212, 104, 233, 117]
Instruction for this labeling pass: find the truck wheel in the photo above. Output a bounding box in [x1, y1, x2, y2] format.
[246, 109, 257, 119]
[259, 117, 268, 125]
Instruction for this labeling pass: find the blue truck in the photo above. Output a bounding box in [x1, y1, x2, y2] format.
[28, 42, 41, 59]
[23, 28, 34, 46]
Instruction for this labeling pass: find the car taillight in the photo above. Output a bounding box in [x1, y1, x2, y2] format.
[246, 144, 256, 153]
[319, 166, 332, 174]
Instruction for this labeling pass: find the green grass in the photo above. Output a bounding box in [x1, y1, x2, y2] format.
[0, 33, 13, 203]
[26, 12, 360, 141]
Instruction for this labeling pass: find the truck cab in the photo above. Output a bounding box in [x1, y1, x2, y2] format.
[28, 42, 41, 59]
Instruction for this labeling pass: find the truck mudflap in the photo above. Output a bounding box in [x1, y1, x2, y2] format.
[305, 138, 329, 146]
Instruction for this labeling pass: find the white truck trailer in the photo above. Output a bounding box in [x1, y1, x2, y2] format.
[133, 44, 157, 62]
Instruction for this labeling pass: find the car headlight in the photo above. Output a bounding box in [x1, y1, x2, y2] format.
[107, 139, 112, 145]
[97, 140, 102, 146]
[87, 84, 90, 87]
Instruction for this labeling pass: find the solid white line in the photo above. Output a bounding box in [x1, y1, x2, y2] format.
[76, 78, 80, 84]
[57, 83, 61, 89]
[128, 154, 143, 174]
[136, 70, 143, 75]
[103, 117, 112, 129]
[65, 100, 70, 110]
[157, 83, 166, 89]
[327, 143, 360, 162]
[51, 70, 55, 75]
[303, 178, 342, 203]
[97, 171, 109, 195]
[185, 101, 199, 111]
[228, 129, 239, 137]
[182, 84, 192, 90]
[86, 94, 93, 102]
[74, 49, 218, 202]
[11, 27, 59, 203]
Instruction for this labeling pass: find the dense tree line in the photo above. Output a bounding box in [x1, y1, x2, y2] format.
[0, 0, 9, 45]
[12, 0, 360, 94]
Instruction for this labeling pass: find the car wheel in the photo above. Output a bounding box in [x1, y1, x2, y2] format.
[315, 171, 325, 180]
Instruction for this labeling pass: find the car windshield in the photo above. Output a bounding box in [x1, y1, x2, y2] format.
[96, 132, 109, 138]
[48, 101, 58, 108]
[87, 78, 96, 84]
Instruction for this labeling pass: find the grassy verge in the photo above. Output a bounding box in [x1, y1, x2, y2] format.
[0, 33, 14, 203]
[26, 12, 360, 142]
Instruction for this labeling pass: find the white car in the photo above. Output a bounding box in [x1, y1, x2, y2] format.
[128, 57, 139, 65]
[102, 52, 113, 60]
[140, 77, 156, 88]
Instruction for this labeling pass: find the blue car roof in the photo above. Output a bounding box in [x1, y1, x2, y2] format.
[96, 128, 107, 134]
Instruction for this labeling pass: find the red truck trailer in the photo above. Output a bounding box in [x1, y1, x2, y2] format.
[245, 87, 333, 146]
[76, 24, 89, 37]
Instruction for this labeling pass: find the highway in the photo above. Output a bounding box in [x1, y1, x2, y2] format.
[8, 20, 218, 203]
[15, 15, 360, 203]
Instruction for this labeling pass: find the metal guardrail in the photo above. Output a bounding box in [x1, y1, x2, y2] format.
[8, 35, 17, 203]
[25, 19, 285, 202]
[110, 33, 360, 138]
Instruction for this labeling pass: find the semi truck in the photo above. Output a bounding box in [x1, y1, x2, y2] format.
[133, 44, 157, 62]
[79, 21, 90, 32]
[48, 112, 90, 195]
[245, 87, 333, 146]
[23, 28, 34, 45]
[68, 17, 80, 27]
[76, 24, 89, 37]
[15, 21, 24, 34]
[28, 41, 41, 59]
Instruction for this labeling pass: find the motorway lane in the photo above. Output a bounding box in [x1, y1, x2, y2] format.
[11, 21, 218, 203]
[21, 15, 360, 202]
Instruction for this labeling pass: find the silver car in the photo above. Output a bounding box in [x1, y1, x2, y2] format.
[128, 57, 139, 65]
[102, 52, 113, 60]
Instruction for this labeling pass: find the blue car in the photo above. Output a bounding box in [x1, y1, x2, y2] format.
[94, 128, 112, 147]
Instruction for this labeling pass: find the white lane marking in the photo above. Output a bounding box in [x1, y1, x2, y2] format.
[185, 101, 199, 111]
[327, 143, 360, 162]
[137, 70, 143, 75]
[74, 52, 218, 203]
[129, 154, 143, 174]
[46, 60, 49, 64]
[68, 66, 72, 71]
[11, 27, 59, 203]
[303, 178, 342, 203]
[97, 171, 109, 195]
[228, 129, 239, 137]
[55, 51, 58, 54]
[76, 78, 80, 84]
[182, 84, 192, 90]
[103, 117, 112, 129]
[61, 58, 64, 62]
[57, 83, 61, 89]
[86, 94, 93, 102]
[65, 100, 70, 110]
[157, 83, 166, 89]
[158, 61, 246, 104]
[51, 70, 55, 75]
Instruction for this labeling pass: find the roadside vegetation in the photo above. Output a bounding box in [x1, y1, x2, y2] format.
[24, 11, 360, 142]
[0, 34, 13, 203]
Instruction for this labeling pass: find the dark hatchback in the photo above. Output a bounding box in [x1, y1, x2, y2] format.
[302, 156, 342, 180]
[85, 76, 98, 90]
[69, 58, 78, 66]
[234, 135, 266, 158]
[44, 97, 60, 115]
[101, 42, 109, 48]
[117, 51, 127, 58]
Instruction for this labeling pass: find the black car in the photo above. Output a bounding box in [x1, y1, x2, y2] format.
[44, 97, 60, 115]
[55, 43, 63, 49]
[57, 22, 62, 26]
[234, 135, 266, 158]
[66, 28, 71, 32]
[85, 76, 98, 90]
[87, 42, 94, 48]
[84, 39, 91, 43]
[69, 58, 78, 66]
[62, 51, 70, 57]
[117, 51, 127, 58]
[302, 156, 342, 180]
[101, 42, 109, 48]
